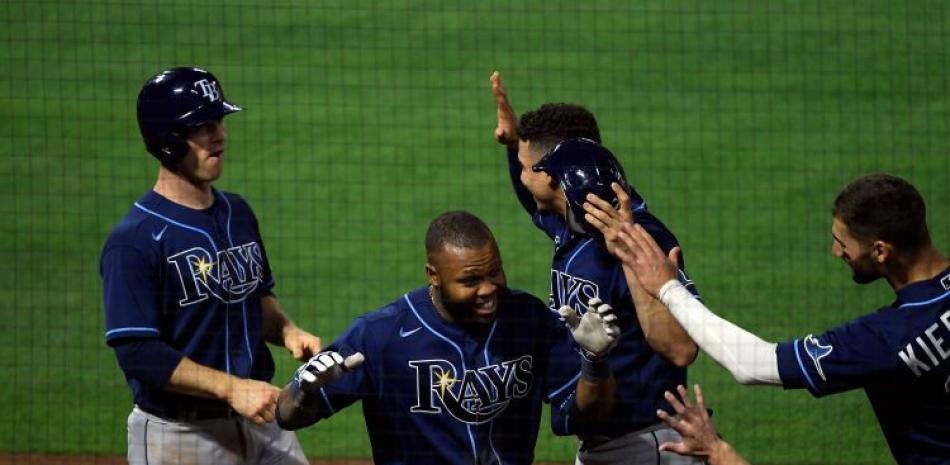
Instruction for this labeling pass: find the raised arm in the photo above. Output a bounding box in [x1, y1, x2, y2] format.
[490, 71, 537, 214]
[583, 184, 697, 366]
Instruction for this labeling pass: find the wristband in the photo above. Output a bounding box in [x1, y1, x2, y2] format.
[581, 352, 611, 383]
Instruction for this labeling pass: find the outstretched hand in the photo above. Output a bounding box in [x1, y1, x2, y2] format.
[613, 223, 681, 299]
[583, 182, 633, 257]
[294, 351, 365, 393]
[559, 298, 620, 358]
[657, 385, 747, 465]
[490, 71, 519, 147]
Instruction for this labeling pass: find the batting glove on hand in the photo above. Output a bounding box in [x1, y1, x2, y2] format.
[294, 351, 365, 394]
[559, 298, 620, 359]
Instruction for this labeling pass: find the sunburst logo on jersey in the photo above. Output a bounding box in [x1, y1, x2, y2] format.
[193, 256, 214, 283]
[435, 369, 458, 398]
[409, 356, 534, 425]
[168, 242, 266, 306]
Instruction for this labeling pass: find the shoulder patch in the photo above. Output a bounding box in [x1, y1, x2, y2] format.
[803, 334, 833, 381]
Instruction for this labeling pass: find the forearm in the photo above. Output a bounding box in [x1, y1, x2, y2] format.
[658, 281, 781, 385]
[574, 375, 615, 420]
[506, 146, 538, 214]
[625, 267, 697, 366]
[165, 356, 239, 401]
[276, 376, 323, 430]
[261, 294, 294, 346]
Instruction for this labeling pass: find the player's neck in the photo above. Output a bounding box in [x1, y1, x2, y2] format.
[886, 247, 950, 291]
[552, 194, 568, 219]
[154, 166, 215, 210]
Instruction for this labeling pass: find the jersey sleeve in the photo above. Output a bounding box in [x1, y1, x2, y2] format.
[101, 245, 163, 346]
[542, 308, 583, 436]
[506, 146, 538, 215]
[776, 313, 899, 397]
[310, 316, 375, 420]
[532, 211, 568, 242]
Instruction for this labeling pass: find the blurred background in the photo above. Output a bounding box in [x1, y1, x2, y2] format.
[3, 1, 948, 463]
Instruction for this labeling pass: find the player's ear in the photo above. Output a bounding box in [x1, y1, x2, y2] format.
[870, 240, 892, 264]
[425, 262, 440, 288]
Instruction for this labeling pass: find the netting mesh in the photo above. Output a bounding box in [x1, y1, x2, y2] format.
[3, 1, 948, 463]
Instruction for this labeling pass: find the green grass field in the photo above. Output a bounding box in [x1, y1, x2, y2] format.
[3, 0, 949, 463]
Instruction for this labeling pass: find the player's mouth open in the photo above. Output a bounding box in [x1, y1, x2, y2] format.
[209, 149, 224, 158]
[474, 298, 496, 314]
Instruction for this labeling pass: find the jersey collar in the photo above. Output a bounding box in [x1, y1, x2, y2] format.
[141, 188, 221, 220]
[406, 286, 467, 339]
[405, 286, 509, 340]
[894, 266, 950, 309]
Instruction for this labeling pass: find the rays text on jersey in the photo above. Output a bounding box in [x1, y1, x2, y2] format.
[549, 270, 599, 314]
[166, 241, 265, 305]
[409, 356, 533, 424]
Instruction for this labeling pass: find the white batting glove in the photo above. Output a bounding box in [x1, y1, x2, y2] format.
[559, 298, 620, 359]
[294, 351, 365, 393]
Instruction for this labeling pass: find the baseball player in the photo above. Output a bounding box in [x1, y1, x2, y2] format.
[490, 72, 702, 464]
[600, 173, 950, 464]
[276, 211, 621, 465]
[101, 67, 321, 465]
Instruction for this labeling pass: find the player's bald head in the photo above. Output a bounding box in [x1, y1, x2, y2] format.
[425, 211, 497, 258]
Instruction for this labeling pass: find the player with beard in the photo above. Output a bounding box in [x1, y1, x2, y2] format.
[275, 211, 621, 465]
[587, 173, 950, 465]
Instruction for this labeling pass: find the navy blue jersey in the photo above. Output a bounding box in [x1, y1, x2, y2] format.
[310, 286, 582, 465]
[777, 268, 950, 464]
[101, 189, 277, 416]
[506, 147, 699, 437]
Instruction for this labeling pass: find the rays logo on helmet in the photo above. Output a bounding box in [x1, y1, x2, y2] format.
[193, 79, 221, 102]
[409, 356, 533, 424]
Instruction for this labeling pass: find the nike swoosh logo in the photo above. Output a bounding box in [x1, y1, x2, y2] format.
[399, 327, 422, 338]
[151, 225, 168, 241]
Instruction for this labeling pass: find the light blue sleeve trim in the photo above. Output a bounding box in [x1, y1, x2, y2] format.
[792, 339, 821, 395]
[105, 327, 160, 338]
[548, 370, 582, 400]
